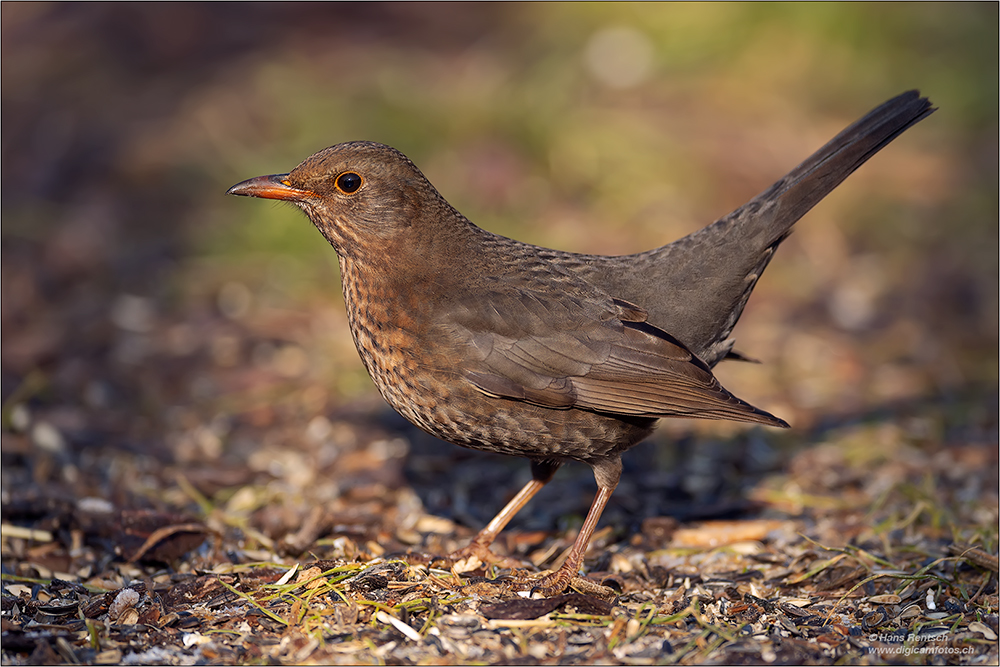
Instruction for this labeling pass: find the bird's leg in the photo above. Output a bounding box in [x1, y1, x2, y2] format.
[530, 456, 621, 597]
[447, 459, 561, 569]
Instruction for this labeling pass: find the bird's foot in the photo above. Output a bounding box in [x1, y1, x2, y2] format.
[527, 569, 573, 597]
[528, 568, 618, 600]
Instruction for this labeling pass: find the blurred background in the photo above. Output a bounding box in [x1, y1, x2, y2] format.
[2, 4, 996, 552]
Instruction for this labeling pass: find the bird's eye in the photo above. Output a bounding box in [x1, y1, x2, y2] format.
[335, 172, 363, 194]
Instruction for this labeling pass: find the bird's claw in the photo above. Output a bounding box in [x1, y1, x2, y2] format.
[528, 571, 618, 599]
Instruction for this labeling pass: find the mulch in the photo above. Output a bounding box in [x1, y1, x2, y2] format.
[3, 381, 997, 664]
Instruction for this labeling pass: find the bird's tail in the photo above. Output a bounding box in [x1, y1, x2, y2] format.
[745, 90, 936, 247]
[597, 91, 935, 367]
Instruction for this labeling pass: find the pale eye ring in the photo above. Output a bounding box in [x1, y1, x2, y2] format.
[336, 172, 363, 194]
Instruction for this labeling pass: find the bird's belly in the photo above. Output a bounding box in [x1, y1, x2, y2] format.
[397, 380, 655, 461]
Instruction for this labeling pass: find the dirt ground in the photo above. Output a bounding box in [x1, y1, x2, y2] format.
[2, 5, 997, 665]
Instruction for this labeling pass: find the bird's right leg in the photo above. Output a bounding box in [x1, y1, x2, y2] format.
[446, 459, 561, 568]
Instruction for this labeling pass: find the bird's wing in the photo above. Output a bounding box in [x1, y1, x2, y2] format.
[447, 288, 787, 427]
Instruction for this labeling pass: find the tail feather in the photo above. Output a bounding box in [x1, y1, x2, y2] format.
[749, 90, 936, 246]
[576, 91, 935, 366]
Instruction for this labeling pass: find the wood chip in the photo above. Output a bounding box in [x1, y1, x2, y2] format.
[671, 520, 786, 548]
[452, 554, 482, 574]
[414, 515, 455, 534]
[375, 610, 422, 642]
[0, 524, 53, 542]
[866, 594, 901, 605]
[969, 621, 998, 641]
[949, 544, 999, 572]
[294, 566, 325, 589]
[275, 564, 298, 585]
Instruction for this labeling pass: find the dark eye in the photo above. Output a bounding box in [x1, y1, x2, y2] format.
[336, 172, 363, 194]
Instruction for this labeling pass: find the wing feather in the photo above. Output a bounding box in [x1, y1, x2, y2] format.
[449, 285, 786, 427]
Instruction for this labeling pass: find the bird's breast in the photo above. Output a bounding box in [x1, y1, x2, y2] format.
[337, 256, 473, 433]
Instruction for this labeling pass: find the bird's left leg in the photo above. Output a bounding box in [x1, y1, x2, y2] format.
[446, 459, 562, 569]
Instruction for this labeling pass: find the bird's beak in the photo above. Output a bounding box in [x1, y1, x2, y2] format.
[226, 174, 313, 201]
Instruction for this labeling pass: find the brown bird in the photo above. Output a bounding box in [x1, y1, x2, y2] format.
[228, 91, 933, 595]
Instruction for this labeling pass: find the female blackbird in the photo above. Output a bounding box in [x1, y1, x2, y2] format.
[228, 91, 933, 595]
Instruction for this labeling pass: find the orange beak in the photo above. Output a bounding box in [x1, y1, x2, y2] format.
[226, 174, 313, 201]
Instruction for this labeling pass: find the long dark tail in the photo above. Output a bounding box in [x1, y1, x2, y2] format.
[742, 90, 936, 247]
[593, 91, 935, 366]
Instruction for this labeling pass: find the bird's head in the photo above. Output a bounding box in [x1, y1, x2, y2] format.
[228, 141, 464, 257]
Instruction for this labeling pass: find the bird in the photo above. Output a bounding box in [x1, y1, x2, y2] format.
[228, 90, 934, 596]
